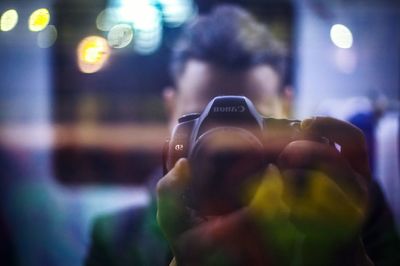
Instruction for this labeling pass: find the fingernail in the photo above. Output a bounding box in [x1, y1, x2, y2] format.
[300, 117, 315, 130]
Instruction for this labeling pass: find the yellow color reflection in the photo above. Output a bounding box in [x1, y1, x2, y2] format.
[0, 9, 18, 31]
[77, 36, 110, 74]
[29, 8, 50, 32]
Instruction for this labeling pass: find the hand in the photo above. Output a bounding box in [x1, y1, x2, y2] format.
[276, 117, 372, 264]
[157, 159, 285, 266]
[157, 117, 373, 266]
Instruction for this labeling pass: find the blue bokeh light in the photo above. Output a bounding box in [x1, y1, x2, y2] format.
[98, 0, 195, 54]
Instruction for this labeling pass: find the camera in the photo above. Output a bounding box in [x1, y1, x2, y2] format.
[163, 96, 306, 215]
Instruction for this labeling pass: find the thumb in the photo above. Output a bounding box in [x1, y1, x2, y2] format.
[157, 158, 191, 239]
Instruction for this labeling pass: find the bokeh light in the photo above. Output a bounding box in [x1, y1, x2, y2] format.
[0, 9, 18, 32]
[159, 0, 195, 27]
[330, 24, 353, 49]
[97, 0, 196, 55]
[77, 36, 110, 74]
[29, 8, 50, 32]
[133, 31, 163, 54]
[96, 8, 121, 32]
[107, 24, 133, 48]
[131, 4, 162, 54]
[131, 4, 160, 31]
[37, 25, 57, 48]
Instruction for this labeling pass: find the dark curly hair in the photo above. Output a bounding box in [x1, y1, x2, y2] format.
[170, 5, 288, 87]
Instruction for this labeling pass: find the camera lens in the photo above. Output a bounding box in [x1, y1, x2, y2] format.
[187, 127, 265, 215]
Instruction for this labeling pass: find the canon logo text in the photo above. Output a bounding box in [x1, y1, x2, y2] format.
[213, 106, 246, 113]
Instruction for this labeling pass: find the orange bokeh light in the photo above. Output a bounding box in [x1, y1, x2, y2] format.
[77, 36, 110, 74]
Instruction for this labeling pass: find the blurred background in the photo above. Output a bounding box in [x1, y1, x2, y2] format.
[0, 0, 399, 265]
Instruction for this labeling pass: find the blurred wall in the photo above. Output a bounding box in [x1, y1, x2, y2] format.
[294, 1, 400, 118]
[0, 1, 148, 266]
[0, 2, 50, 123]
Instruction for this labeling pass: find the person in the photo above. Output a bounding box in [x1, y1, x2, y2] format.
[85, 5, 400, 266]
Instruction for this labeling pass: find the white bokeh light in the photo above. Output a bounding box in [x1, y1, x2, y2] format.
[159, 0, 195, 27]
[107, 24, 134, 48]
[37, 24, 57, 48]
[0, 9, 18, 31]
[97, 0, 197, 54]
[96, 8, 121, 31]
[131, 5, 162, 54]
[330, 24, 353, 49]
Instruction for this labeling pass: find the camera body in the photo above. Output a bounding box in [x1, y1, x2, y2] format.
[163, 96, 303, 215]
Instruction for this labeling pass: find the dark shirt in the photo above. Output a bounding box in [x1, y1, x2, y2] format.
[362, 180, 400, 265]
[85, 201, 171, 266]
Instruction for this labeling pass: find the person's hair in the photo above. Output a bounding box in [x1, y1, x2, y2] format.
[170, 4, 288, 87]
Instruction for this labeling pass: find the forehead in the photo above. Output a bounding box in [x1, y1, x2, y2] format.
[176, 59, 281, 114]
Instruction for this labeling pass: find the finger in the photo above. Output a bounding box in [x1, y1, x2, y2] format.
[281, 169, 366, 245]
[277, 140, 368, 245]
[248, 165, 300, 259]
[157, 158, 191, 239]
[301, 116, 371, 181]
[250, 164, 289, 219]
[177, 209, 273, 266]
[277, 140, 368, 205]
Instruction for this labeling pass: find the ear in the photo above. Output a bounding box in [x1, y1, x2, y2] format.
[163, 86, 177, 121]
[281, 85, 294, 118]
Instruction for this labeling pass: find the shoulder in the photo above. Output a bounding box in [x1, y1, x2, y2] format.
[91, 205, 151, 245]
[85, 204, 165, 266]
[94, 205, 149, 229]
[85, 169, 167, 266]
